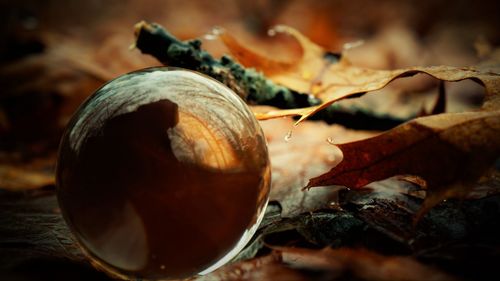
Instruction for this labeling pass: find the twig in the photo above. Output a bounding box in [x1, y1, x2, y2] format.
[134, 21, 407, 130]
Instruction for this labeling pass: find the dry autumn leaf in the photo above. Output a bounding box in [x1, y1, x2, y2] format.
[307, 107, 500, 220]
[220, 25, 500, 123]
[218, 30, 298, 77]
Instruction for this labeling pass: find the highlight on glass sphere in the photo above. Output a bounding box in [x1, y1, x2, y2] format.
[56, 68, 271, 280]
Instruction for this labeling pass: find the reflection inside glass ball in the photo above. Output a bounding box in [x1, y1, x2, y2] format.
[56, 68, 271, 280]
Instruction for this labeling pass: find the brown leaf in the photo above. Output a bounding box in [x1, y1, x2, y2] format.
[218, 30, 297, 76]
[221, 25, 334, 96]
[276, 247, 456, 281]
[224, 26, 499, 124]
[259, 63, 499, 123]
[307, 110, 500, 219]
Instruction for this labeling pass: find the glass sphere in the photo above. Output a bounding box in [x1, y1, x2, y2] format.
[56, 68, 271, 280]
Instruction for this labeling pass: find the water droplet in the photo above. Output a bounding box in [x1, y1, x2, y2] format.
[284, 130, 293, 142]
[203, 34, 217, 40]
[267, 25, 286, 37]
[327, 137, 335, 144]
[343, 40, 365, 51]
[328, 201, 343, 211]
[203, 26, 225, 40]
[212, 26, 225, 35]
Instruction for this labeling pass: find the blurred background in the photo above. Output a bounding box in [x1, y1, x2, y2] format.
[0, 0, 499, 181]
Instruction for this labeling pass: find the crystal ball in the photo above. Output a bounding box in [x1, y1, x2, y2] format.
[56, 68, 271, 280]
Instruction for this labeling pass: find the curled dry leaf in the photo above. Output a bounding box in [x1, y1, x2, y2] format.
[307, 99, 500, 219]
[220, 25, 337, 98]
[263, 63, 499, 123]
[221, 25, 499, 123]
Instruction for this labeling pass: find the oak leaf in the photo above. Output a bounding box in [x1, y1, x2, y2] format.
[220, 25, 499, 123]
[307, 108, 500, 219]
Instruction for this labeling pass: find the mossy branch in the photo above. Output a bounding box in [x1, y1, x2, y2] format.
[134, 21, 407, 130]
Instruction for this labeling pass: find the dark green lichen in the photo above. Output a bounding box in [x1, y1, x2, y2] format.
[134, 21, 407, 130]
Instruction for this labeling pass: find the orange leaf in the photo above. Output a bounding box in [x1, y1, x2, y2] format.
[218, 30, 296, 76]
[222, 26, 500, 124]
